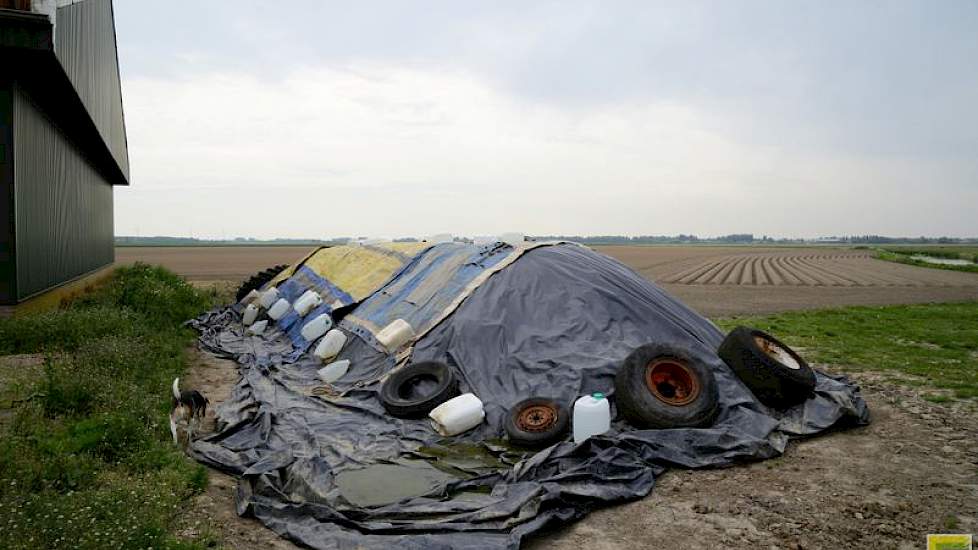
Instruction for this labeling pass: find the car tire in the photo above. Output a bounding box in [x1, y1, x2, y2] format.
[504, 397, 569, 448]
[380, 361, 459, 418]
[717, 326, 816, 409]
[614, 343, 719, 429]
[235, 264, 287, 302]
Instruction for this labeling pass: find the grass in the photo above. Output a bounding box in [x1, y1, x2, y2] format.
[874, 246, 978, 274]
[716, 302, 978, 400]
[0, 263, 221, 549]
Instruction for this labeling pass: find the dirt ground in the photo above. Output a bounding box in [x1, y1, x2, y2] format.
[118, 245, 978, 317]
[594, 246, 978, 317]
[115, 246, 313, 283]
[180, 351, 977, 550]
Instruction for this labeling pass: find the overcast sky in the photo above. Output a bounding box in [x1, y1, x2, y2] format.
[112, 1, 978, 239]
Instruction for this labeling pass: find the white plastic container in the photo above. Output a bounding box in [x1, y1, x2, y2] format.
[317, 359, 350, 383]
[313, 329, 347, 361]
[246, 320, 268, 336]
[242, 304, 259, 326]
[376, 319, 415, 351]
[573, 392, 611, 444]
[267, 298, 291, 320]
[300, 313, 332, 342]
[240, 289, 261, 305]
[499, 232, 524, 247]
[429, 393, 485, 436]
[293, 290, 323, 317]
[258, 287, 280, 309]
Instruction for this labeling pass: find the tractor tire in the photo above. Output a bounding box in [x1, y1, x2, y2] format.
[615, 343, 719, 429]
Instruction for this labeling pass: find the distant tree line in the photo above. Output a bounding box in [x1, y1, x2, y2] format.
[117, 234, 978, 247]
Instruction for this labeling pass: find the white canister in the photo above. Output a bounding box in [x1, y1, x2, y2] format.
[300, 313, 332, 342]
[573, 392, 611, 444]
[240, 289, 261, 305]
[242, 304, 259, 326]
[246, 319, 268, 335]
[376, 318, 415, 351]
[267, 298, 291, 320]
[318, 359, 350, 383]
[293, 290, 323, 317]
[313, 329, 347, 361]
[429, 393, 485, 436]
[258, 287, 280, 309]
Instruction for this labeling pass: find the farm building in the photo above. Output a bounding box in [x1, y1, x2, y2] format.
[0, 0, 128, 308]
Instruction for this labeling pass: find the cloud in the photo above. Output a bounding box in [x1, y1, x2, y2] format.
[115, 62, 977, 239]
[113, 2, 978, 238]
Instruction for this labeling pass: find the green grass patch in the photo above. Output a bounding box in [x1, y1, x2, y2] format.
[874, 246, 978, 273]
[0, 263, 221, 549]
[716, 302, 978, 399]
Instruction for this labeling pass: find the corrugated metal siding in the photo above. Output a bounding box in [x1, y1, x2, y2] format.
[13, 85, 113, 300]
[54, 0, 129, 182]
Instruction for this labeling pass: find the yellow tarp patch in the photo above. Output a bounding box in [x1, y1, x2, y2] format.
[268, 242, 429, 301]
[928, 534, 973, 550]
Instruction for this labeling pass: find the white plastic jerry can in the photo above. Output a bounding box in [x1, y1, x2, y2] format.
[267, 298, 291, 320]
[300, 313, 332, 342]
[313, 329, 347, 361]
[242, 304, 259, 326]
[317, 359, 350, 383]
[376, 319, 415, 351]
[293, 290, 323, 317]
[240, 289, 261, 305]
[246, 319, 268, 336]
[573, 392, 611, 443]
[258, 287, 280, 309]
[429, 393, 485, 436]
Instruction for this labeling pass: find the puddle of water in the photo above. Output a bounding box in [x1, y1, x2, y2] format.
[909, 255, 973, 266]
[335, 461, 457, 507]
[335, 440, 527, 508]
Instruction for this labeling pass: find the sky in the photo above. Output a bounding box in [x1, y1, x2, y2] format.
[112, 1, 978, 240]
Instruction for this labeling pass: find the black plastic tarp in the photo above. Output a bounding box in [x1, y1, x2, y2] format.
[190, 244, 869, 549]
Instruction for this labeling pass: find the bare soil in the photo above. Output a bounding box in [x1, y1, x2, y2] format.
[593, 245, 978, 316]
[115, 246, 314, 283]
[180, 352, 977, 550]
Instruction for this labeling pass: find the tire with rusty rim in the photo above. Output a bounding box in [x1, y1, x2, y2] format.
[614, 343, 719, 429]
[504, 397, 569, 448]
[717, 326, 816, 409]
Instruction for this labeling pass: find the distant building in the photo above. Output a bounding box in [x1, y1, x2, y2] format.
[0, 0, 129, 307]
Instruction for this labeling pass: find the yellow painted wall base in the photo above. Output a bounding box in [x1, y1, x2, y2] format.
[4, 264, 116, 317]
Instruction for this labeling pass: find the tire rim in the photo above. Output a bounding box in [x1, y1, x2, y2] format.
[645, 358, 700, 406]
[754, 335, 801, 370]
[516, 404, 558, 432]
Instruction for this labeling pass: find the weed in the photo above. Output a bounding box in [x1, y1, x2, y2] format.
[0, 263, 218, 548]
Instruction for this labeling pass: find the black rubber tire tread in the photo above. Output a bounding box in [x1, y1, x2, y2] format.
[380, 361, 459, 418]
[504, 397, 570, 448]
[614, 343, 719, 429]
[717, 326, 816, 409]
[235, 264, 288, 302]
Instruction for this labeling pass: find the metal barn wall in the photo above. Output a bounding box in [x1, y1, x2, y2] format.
[13, 85, 114, 300]
[54, 0, 129, 182]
